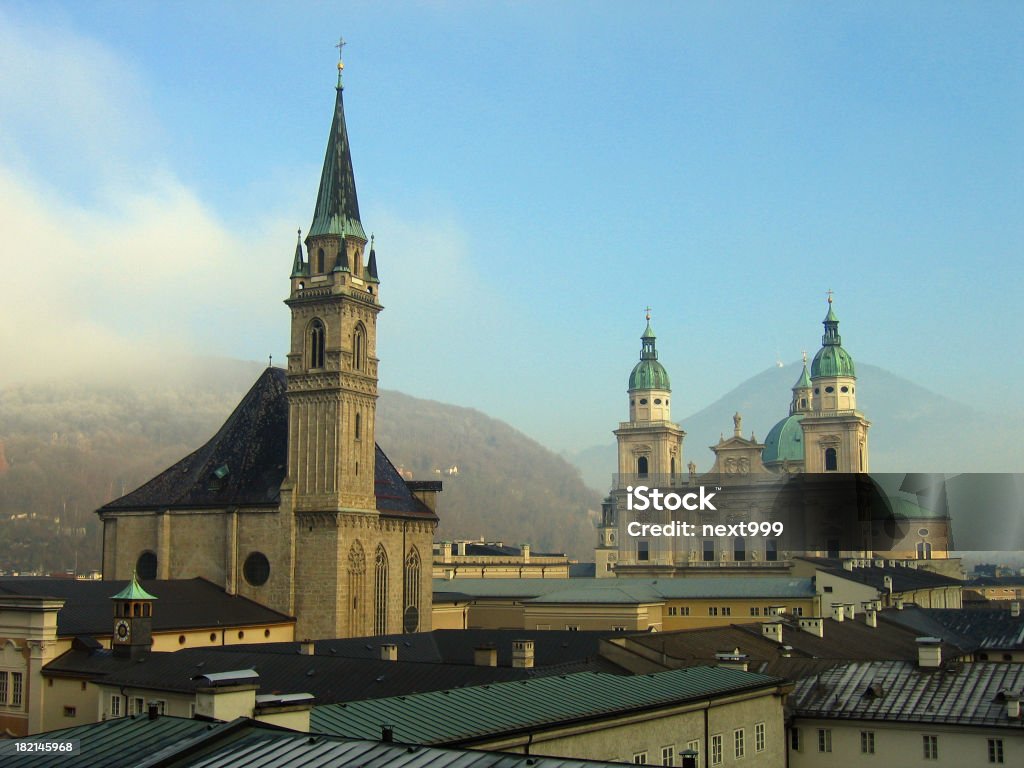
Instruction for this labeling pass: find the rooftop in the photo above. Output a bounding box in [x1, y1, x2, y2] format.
[311, 666, 786, 745]
[789, 660, 1024, 728]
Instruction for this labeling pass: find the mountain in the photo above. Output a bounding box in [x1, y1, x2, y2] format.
[567, 362, 1024, 493]
[0, 361, 601, 573]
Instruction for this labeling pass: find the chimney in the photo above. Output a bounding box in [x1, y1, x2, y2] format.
[831, 603, 845, 623]
[883, 575, 893, 592]
[768, 605, 786, 617]
[799, 617, 824, 638]
[299, 639, 315, 656]
[474, 645, 497, 667]
[917, 637, 942, 668]
[842, 560, 854, 571]
[521, 544, 530, 563]
[380, 644, 398, 662]
[1007, 694, 1021, 719]
[894, 596, 905, 610]
[381, 724, 394, 743]
[512, 639, 535, 669]
[874, 559, 884, 568]
[714, 648, 749, 672]
[780, 645, 793, 658]
[865, 608, 878, 628]
[844, 603, 855, 621]
[1011, 601, 1021, 618]
[148, 701, 160, 720]
[456, 541, 467, 556]
[440, 542, 452, 563]
[762, 622, 783, 644]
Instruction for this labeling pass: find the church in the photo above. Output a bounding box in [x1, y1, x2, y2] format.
[97, 57, 440, 640]
[595, 301, 951, 577]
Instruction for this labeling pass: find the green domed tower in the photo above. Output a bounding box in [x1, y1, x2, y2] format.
[800, 295, 870, 473]
[615, 312, 685, 486]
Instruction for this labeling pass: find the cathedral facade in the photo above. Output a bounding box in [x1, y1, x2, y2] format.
[97, 61, 439, 640]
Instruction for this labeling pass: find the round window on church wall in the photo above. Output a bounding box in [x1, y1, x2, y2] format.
[243, 552, 271, 586]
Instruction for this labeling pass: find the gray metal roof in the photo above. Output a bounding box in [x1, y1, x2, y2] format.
[789, 660, 1024, 727]
[311, 666, 784, 745]
[434, 577, 816, 604]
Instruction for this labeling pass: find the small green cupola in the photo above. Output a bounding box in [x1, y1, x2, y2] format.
[111, 571, 157, 658]
[629, 318, 671, 391]
[810, 296, 856, 379]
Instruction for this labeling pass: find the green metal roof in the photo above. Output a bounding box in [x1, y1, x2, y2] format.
[811, 301, 856, 378]
[629, 320, 671, 391]
[110, 571, 158, 601]
[793, 361, 811, 389]
[308, 86, 366, 241]
[761, 413, 805, 465]
[311, 666, 783, 745]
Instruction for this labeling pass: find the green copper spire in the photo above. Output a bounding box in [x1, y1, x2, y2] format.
[793, 352, 812, 390]
[366, 234, 379, 283]
[290, 229, 308, 278]
[629, 310, 671, 390]
[111, 570, 158, 602]
[810, 295, 856, 378]
[308, 54, 366, 242]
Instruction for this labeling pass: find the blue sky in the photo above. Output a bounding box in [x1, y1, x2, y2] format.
[0, 1, 1020, 452]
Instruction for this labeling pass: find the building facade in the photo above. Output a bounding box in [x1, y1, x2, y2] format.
[96, 60, 439, 640]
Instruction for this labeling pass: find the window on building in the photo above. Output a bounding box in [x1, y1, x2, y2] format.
[923, 735, 938, 760]
[637, 456, 649, 477]
[750, 606, 760, 616]
[352, 324, 366, 371]
[11, 672, 22, 707]
[734, 728, 745, 759]
[703, 539, 715, 562]
[817, 729, 832, 753]
[0, 671, 7, 704]
[734, 538, 746, 561]
[988, 738, 1004, 763]
[354, 412, 361, 440]
[823, 585, 834, 593]
[861, 731, 875, 754]
[632, 752, 648, 764]
[668, 606, 677, 616]
[755, 722, 765, 752]
[711, 734, 723, 766]
[129, 697, 144, 715]
[917, 541, 933, 559]
[136, 551, 158, 580]
[825, 447, 838, 471]
[686, 740, 700, 764]
[316, 247, 325, 273]
[374, 545, 389, 636]
[721, 606, 731, 616]
[793, 606, 804, 616]
[151, 700, 166, 715]
[766, 539, 778, 561]
[308, 319, 326, 369]
[110, 694, 122, 718]
[660, 745, 674, 765]
[347, 541, 365, 635]
[790, 728, 800, 752]
[404, 547, 421, 633]
[709, 606, 718, 616]
[638, 540, 650, 561]
[679, 606, 690, 616]
[566, 625, 580, 631]
[242, 552, 271, 587]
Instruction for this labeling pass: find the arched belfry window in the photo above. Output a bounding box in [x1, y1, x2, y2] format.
[348, 541, 366, 635]
[374, 545, 389, 636]
[637, 456, 649, 477]
[316, 248, 325, 274]
[824, 447, 838, 472]
[404, 547, 421, 633]
[353, 323, 366, 371]
[308, 319, 325, 370]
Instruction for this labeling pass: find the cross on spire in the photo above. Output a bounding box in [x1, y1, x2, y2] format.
[335, 37, 347, 86]
[826, 288, 834, 304]
[644, 305, 652, 321]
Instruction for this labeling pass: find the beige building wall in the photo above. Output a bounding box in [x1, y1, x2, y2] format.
[0, 597, 63, 737]
[790, 718, 1020, 768]
[471, 687, 788, 768]
[662, 597, 819, 630]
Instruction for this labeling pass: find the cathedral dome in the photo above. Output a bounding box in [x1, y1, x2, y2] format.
[629, 358, 671, 391]
[810, 344, 856, 378]
[761, 413, 804, 465]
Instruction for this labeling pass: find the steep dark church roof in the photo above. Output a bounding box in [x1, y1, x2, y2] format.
[98, 368, 435, 521]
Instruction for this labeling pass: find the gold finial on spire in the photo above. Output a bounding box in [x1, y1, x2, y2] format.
[802, 350, 808, 365]
[826, 288, 834, 304]
[644, 305, 652, 321]
[335, 36, 347, 87]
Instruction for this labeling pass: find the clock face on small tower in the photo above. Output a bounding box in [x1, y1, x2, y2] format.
[114, 619, 131, 643]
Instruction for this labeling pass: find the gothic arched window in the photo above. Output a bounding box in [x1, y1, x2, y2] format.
[404, 547, 421, 633]
[824, 448, 838, 472]
[374, 545, 389, 636]
[136, 551, 157, 580]
[308, 319, 325, 370]
[316, 248, 325, 274]
[353, 324, 366, 371]
[348, 541, 366, 635]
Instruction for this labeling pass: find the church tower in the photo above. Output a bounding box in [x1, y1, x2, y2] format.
[110, 572, 156, 659]
[799, 296, 870, 473]
[614, 313, 685, 485]
[282, 53, 380, 515]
